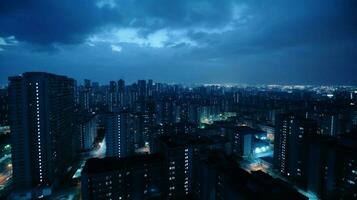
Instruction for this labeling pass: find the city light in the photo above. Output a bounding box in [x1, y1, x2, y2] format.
[254, 146, 270, 154]
[0, 1, 355, 197]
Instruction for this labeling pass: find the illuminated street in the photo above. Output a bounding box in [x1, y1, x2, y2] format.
[1, 0, 357, 199]
[240, 154, 319, 200]
[0, 144, 12, 197]
[49, 138, 105, 200]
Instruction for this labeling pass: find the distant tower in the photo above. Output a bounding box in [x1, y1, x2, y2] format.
[105, 111, 128, 157]
[108, 81, 117, 112]
[117, 79, 126, 107]
[138, 80, 147, 99]
[0, 88, 9, 126]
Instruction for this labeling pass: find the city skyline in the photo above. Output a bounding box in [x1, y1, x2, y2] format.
[0, 1, 357, 199]
[1, 73, 357, 88]
[1, 0, 357, 85]
[1, 71, 356, 199]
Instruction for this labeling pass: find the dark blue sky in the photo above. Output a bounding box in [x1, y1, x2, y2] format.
[0, 0, 356, 85]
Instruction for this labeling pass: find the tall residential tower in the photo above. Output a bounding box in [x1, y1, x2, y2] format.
[9, 72, 75, 198]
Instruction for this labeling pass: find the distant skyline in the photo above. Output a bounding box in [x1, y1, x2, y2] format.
[1, 0, 356, 85]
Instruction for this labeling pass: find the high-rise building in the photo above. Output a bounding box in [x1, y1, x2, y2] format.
[127, 83, 138, 106]
[79, 79, 92, 112]
[147, 79, 153, 97]
[274, 114, 317, 188]
[0, 88, 9, 127]
[203, 123, 260, 158]
[105, 111, 129, 157]
[160, 96, 176, 125]
[106, 109, 145, 153]
[319, 113, 340, 136]
[227, 126, 254, 157]
[118, 79, 126, 107]
[132, 100, 157, 148]
[81, 154, 164, 200]
[84, 79, 91, 88]
[154, 134, 229, 199]
[194, 151, 308, 200]
[8, 72, 75, 198]
[76, 114, 98, 151]
[108, 81, 117, 112]
[307, 134, 357, 199]
[138, 80, 147, 99]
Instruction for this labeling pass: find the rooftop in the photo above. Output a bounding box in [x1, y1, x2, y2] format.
[82, 153, 163, 175]
[201, 152, 308, 200]
[157, 134, 228, 148]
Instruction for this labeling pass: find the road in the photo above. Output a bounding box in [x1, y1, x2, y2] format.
[49, 138, 106, 200]
[0, 143, 12, 197]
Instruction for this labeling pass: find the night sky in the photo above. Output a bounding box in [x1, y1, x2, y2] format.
[0, 0, 356, 85]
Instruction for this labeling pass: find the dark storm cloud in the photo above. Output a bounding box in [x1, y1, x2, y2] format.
[248, 0, 357, 49]
[187, 0, 357, 56]
[0, 0, 238, 46]
[3, 0, 354, 49]
[122, 0, 235, 31]
[0, 0, 122, 46]
[0, 0, 356, 85]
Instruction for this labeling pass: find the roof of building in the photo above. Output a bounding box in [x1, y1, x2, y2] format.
[206, 122, 265, 135]
[156, 134, 229, 148]
[201, 151, 308, 200]
[82, 153, 163, 175]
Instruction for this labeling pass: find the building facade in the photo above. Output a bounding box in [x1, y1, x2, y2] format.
[9, 72, 75, 198]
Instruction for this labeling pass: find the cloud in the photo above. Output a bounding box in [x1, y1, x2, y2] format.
[0, 0, 243, 48]
[0, 36, 18, 45]
[0, 0, 356, 85]
[110, 44, 122, 52]
[0, 35, 19, 51]
[0, 0, 121, 47]
[181, 0, 357, 59]
[96, 0, 116, 9]
[87, 28, 198, 49]
[1, 0, 356, 51]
